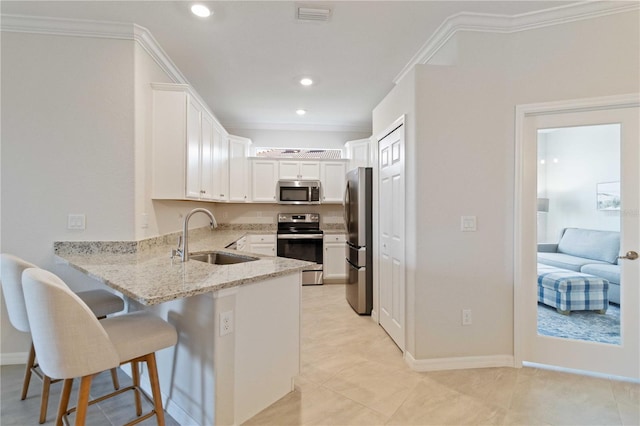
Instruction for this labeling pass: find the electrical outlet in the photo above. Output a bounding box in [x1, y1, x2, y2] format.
[68, 214, 86, 230]
[219, 310, 233, 336]
[462, 309, 472, 325]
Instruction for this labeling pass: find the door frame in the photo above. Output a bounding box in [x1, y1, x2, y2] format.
[514, 93, 640, 373]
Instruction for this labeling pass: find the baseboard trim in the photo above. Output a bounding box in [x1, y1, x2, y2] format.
[405, 352, 515, 372]
[1, 352, 28, 366]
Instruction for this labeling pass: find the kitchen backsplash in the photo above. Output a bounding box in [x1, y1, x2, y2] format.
[215, 203, 344, 228]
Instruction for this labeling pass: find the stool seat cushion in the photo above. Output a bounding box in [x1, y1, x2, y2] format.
[101, 311, 178, 363]
[77, 290, 124, 318]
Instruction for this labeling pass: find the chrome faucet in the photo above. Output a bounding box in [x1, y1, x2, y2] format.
[173, 208, 218, 262]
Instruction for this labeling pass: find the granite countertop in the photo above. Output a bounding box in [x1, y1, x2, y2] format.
[55, 228, 314, 306]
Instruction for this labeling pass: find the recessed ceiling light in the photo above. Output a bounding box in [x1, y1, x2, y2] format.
[191, 4, 212, 18]
[300, 78, 313, 86]
[296, 109, 306, 116]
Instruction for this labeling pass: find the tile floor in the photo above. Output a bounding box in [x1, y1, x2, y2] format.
[2, 284, 638, 425]
[244, 284, 640, 426]
[0, 364, 179, 425]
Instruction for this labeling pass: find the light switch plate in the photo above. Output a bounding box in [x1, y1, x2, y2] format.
[461, 216, 477, 232]
[68, 214, 86, 230]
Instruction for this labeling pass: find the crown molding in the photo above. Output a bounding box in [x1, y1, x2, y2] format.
[1, 14, 188, 86]
[394, 1, 640, 84]
[0, 13, 132, 39]
[1, 14, 221, 118]
[132, 24, 186, 85]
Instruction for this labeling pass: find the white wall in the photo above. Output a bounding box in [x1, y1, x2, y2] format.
[1, 33, 136, 356]
[538, 125, 620, 242]
[227, 128, 369, 155]
[373, 10, 639, 362]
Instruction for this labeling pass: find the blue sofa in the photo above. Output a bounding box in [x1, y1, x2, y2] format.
[537, 228, 620, 304]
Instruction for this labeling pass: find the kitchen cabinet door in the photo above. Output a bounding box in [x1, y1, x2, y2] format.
[251, 159, 279, 202]
[151, 83, 222, 202]
[346, 138, 372, 170]
[228, 136, 252, 202]
[323, 234, 347, 282]
[185, 98, 203, 199]
[212, 121, 229, 201]
[320, 161, 347, 203]
[199, 111, 215, 200]
[279, 161, 320, 180]
[248, 234, 276, 256]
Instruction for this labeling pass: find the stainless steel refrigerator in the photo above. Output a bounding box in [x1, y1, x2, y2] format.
[344, 167, 373, 315]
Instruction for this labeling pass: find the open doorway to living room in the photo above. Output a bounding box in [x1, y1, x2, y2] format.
[536, 124, 621, 345]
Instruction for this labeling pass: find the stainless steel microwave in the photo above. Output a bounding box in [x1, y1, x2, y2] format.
[276, 180, 321, 204]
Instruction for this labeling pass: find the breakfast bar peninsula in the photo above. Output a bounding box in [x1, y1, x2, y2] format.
[55, 227, 312, 426]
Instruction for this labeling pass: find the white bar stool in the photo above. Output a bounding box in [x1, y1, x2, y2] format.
[0, 253, 125, 423]
[22, 267, 178, 426]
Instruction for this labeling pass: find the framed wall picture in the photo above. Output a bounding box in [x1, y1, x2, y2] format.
[596, 181, 620, 210]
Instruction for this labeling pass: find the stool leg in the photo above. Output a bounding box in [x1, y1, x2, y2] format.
[75, 375, 93, 426]
[146, 353, 166, 426]
[39, 375, 51, 423]
[56, 379, 73, 426]
[21, 342, 36, 400]
[109, 367, 120, 390]
[131, 361, 142, 416]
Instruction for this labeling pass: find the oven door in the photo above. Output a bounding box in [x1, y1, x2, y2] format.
[276, 234, 323, 264]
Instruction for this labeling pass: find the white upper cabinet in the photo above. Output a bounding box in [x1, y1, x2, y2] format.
[211, 121, 229, 201]
[198, 110, 215, 200]
[228, 135, 252, 202]
[152, 83, 216, 201]
[345, 138, 373, 170]
[251, 159, 279, 202]
[279, 161, 320, 180]
[320, 161, 347, 203]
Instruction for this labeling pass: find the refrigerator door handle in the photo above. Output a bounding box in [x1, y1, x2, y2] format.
[343, 181, 350, 233]
[346, 257, 361, 269]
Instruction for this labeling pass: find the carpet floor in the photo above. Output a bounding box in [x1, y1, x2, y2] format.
[537, 302, 621, 345]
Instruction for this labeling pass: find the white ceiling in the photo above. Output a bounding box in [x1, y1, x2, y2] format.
[2, 1, 572, 133]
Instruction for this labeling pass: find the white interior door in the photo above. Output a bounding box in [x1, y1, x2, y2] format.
[378, 120, 405, 350]
[516, 97, 639, 379]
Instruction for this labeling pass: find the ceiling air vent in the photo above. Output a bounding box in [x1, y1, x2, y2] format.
[297, 6, 331, 22]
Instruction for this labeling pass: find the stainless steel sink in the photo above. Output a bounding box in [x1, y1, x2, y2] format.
[189, 251, 258, 265]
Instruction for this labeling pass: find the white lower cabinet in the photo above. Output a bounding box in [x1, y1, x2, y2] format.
[247, 234, 276, 256]
[235, 236, 247, 251]
[323, 234, 347, 282]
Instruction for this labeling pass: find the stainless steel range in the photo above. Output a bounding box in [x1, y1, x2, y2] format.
[277, 213, 323, 285]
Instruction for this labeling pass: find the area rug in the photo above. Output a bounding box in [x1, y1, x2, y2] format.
[537, 303, 620, 345]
